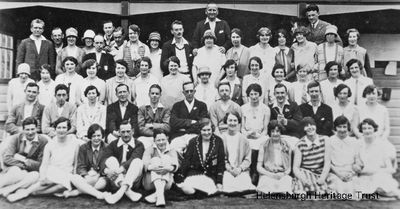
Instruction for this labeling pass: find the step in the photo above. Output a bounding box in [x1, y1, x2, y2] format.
[374, 80, 400, 88]
[390, 118, 400, 126]
[381, 99, 400, 108]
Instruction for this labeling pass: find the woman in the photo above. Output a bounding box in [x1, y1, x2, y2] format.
[320, 61, 343, 105]
[123, 24, 150, 77]
[267, 64, 292, 105]
[327, 116, 359, 194]
[221, 112, 255, 193]
[355, 85, 390, 140]
[354, 118, 400, 199]
[289, 64, 311, 105]
[343, 28, 372, 78]
[291, 26, 317, 76]
[76, 86, 106, 140]
[104, 59, 136, 105]
[177, 118, 225, 196]
[293, 117, 331, 194]
[7, 118, 108, 202]
[343, 59, 373, 105]
[257, 120, 292, 194]
[37, 64, 56, 107]
[249, 27, 277, 79]
[147, 32, 163, 81]
[56, 27, 85, 75]
[226, 28, 251, 78]
[55, 56, 84, 106]
[81, 29, 96, 55]
[242, 56, 269, 104]
[80, 59, 106, 104]
[142, 129, 179, 206]
[7, 63, 35, 111]
[193, 30, 226, 86]
[331, 84, 359, 136]
[216, 59, 243, 105]
[274, 29, 296, 82]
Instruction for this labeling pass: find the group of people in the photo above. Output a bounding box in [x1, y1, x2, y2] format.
[1, 2, 399, 206]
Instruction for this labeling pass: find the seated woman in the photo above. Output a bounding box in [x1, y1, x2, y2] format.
[142, 129, 179, 206]
[177, 118, 225, 196]
[221, 112, 255, 193]
[256, 120, 292, 194]
[354, 118, 400, 199]
[293, 117, 331, 194]
[7, 117, 108, 202]
[327, 116, 359, 194]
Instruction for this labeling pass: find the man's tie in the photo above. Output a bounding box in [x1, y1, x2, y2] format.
[93, 149, 99, 165]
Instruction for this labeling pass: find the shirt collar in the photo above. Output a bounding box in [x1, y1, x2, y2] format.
[153, 143, 171, 154]
[22, 134, 39, 143]
[305, 136, 321, 147]
[30, 35, 46, 41]
[272, 100, 290, 109]
[312, 20, 320, 27]
[119, 101, 129, 107]
[147, 102, 164, 108]
[117, 138, 136, 149]
[205, 17, 221, 24]
[171, 37, 188, 45]
[308, 101, 321, 108]
[184, 99, 195, 107]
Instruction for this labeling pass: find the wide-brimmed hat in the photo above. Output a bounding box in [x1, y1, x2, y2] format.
[325, 25, 338, 36]
[17, 63, 30, 75]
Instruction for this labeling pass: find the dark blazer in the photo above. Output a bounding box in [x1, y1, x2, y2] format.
[231, 82, 243, 106]
[138, 105, 170, 137]
[169, 99, 209, 139]
[76, 141, 107, 176]
[5, 101, 45, 135]
[106, 101, 138, 136]
[192, 19, 231, 50]
[269, 101, 303, 138]
[82, 52, 116, 80]
[177, 134, 225, 184]
[2, 133, 49, 171]
[160, 39, 194, 77]
[99, 138, 144, 172]
[16, 38, 56, 80]
[299, 102, 333, 137]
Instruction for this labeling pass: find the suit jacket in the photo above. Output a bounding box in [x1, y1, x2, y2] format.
[99, 138, 144, 172]
[138, 104, 171, 137]
[5, 101, 45, 135]
[306, 20, 342, 46]
[192, 19, 231, 50]
[106, 101, 138, 136]
[42, 102, 77, 135]
[177, 134, 225, 184]
[299, 102, 333, 137]
[269, 101, 303, 138]
[2, 133, 49, 171]
[16, 37, 56, 80]
[82, 52, 116, 80]
[169, 99, 209, 139]
[76, 141, 107, 176]
[160, 39, 194, 77]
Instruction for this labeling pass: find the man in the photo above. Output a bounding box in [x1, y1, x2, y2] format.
[305, 4, 342, 45]
[51, 27, 64, 55]
[103, 20, 115, 52]
[41, 84, 77, 137]
[0, 117, 49, 198]
[169, 82, 208, 154]
[100, 120, 144, 204]
[192, 2, 231, 55]
[16, 19, 56, 81]
[194, 67, 218, 110]
[82, 35, 116, 80]
[269, 83, 303, 139]
[137, 84, 170, 149]
[160, 20, 194, 78]
[133, 57, 160, 107]
[106, 83, 139, 143]
[209, 82, 242, 136]
[6, 82, 45, 135]
[299, 81, 333, 137]
[110, 27, 127, 61]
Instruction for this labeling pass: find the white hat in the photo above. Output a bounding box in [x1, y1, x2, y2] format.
[17, 63, 31, 75]
[65, 27, 78, 38]
[325, 25, 338, 36]
[82, 29, 95, 40]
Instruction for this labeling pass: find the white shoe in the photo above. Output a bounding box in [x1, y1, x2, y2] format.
[145, 193, 157, 203]
[7, 189, 29, 202]
[125, 189, 142, 202]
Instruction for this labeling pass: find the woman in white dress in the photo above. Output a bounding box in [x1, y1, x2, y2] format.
[257, 120, 292, 194]
[267, 64, 292, 105]
[249, 27, 277, 79]
[320, 61, 343, 105]
[80, 59, 106, 104]
[147, 32, 163, 81]
[331, 84, 359, 136]
[354, 118, 400, 199]
[221, 111, 255, 193]
[37, 64, 56, 107]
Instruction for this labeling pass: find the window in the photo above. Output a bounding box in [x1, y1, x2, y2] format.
[0, 33, 14, 79]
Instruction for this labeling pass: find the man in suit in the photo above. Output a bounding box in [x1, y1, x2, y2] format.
[100, 120, 144, 204]
[160, 20, 194, 78]
[305, 4, 342, 45]
[137, 84, 170, 149]
[6, 82, 44, 135]
[83, 35, 116, 80]
[169, 82, 208, 154]
[51, 27, 64, 55]
[0, 117, 49, 198]
[192, 3, 231, 55]
[269, 83, 303, 139]
[106, 83, 138, 143]
[16, 19, 56, 81]
[299, 81, 333, 137]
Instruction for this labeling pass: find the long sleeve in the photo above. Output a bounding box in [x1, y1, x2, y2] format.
[215, 139, 226, 184]
[239, 138, 252, 171]
[138, 107, 152, 136]
[160, 42, 171, 75]
[56, 50, 64, 75]
[364, 53, 372, 78]
[41, 106, 52, 134]
[192, 22, 202, 49]
[76, 107, 85, 138]
[153, 108, 171, 133]
[2, 136, 25, 169]
[121, 141, 144, 170]
[222, 21, 231, 51]
[68, 105, 78, 134]
[16, 40, 26, 67]
[48, 41, 56, 74]
[5, 105, 21, 135]
[76, 145, 89, 176]
[170, 104, 192, 131]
